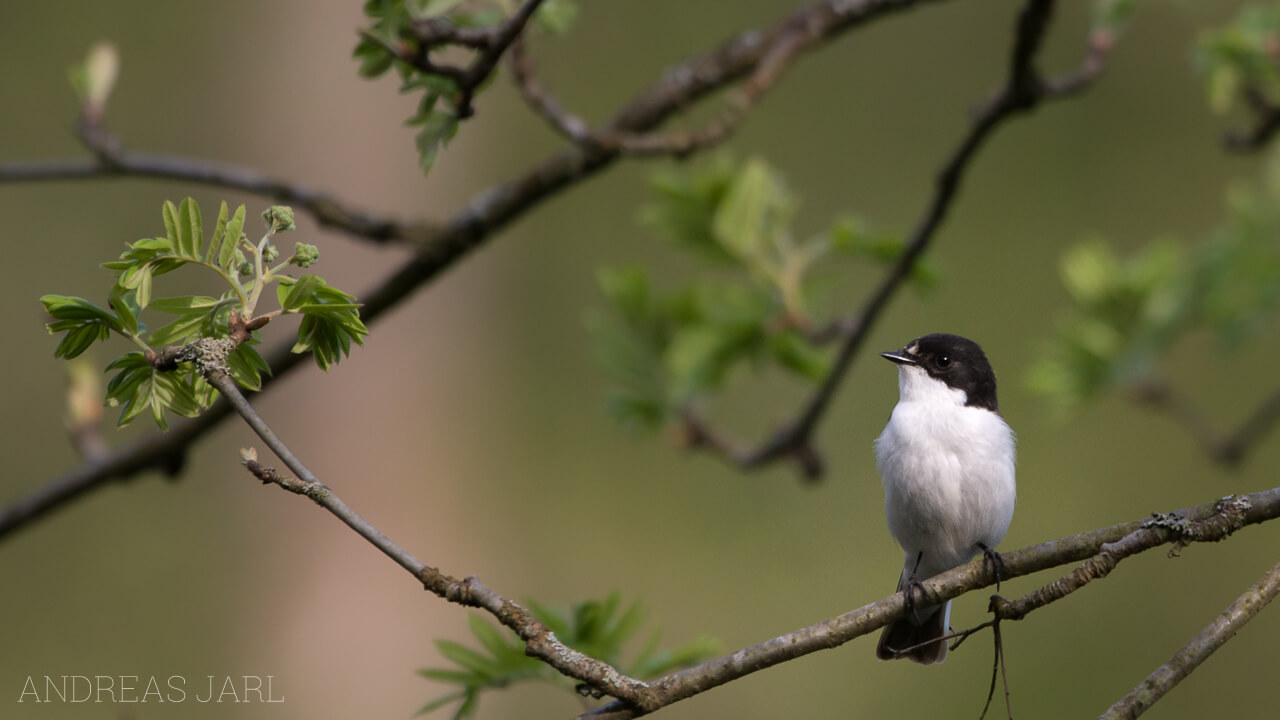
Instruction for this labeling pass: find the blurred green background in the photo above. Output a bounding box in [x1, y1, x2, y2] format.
[3, 1, 1279, 718]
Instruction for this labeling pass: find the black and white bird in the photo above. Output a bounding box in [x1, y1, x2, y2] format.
[873, 333, 1016, 664]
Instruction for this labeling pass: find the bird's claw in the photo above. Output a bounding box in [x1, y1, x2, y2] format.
[978, 543, 1006, 591]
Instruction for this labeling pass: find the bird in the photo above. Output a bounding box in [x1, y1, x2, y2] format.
[873, 333, 1016, 664]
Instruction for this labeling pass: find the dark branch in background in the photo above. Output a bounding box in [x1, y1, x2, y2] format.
[384, 0, 547, 119]
[1, 0, 968, 540]
[0, 128, 413, 244]
[1098, 558, 1280, 720]
[583, 488, 1280, 719]
[1128, 379, 1280, 468]
[510, 14, 809, 157]
[682, 0, 1114, 481]
[1223, 87, 1280, 153]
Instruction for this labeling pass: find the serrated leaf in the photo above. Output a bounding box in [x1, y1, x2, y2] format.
[415, 690, 468, 717]
[281, 274, 321, 310]
[136, 264, 154, 308]
[220, 205, 246, 271]
[149, 296, 219, 313]
[146, 312, 206, 348]
[434, 641, 498, 680]
[177, 197, 203, 258]
[467, 616, 514, 662]
[415, 110, 460, 174]
[208, 201, 229, 264]
[227, 343, 270, 391]
[162, 200, 180, 248]
[712, 158, 788, 265]
[41, 295, 123, 359]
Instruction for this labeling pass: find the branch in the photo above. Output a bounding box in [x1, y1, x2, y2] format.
[1129, 379, 1280, 468]
[684, 0, 1116, 480]
[584, 487, 1280, 719]
[1097, 558, 1280, 720]
[510, 13, 809, 157]
[0, 139, 412, 244]
[1223, 88, 1280, 153]
[206, 369, 659, 708]
[399, 0, 548, 119]
[2, 0, 949, 541]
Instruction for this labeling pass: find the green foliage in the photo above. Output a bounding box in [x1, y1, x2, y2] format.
[417, 592, 716, 719]
[354, 0, 578, 173]
[42, 198, 365, 429]
[591, 156, 934, 431]
[1030, 152, 1280, 412]
[1196, 4, 1280, 115]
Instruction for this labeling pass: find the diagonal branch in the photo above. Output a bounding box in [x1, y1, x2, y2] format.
[1097, 558, 1280, 720]
[1129, 379, 1280, 468]
[1, 0, 951, 541]
[206, 369, 659, 708]
[684, 0, 1116, 480]
[583, 487, 1280, 719]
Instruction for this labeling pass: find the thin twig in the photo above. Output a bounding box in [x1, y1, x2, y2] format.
[204, 369, 658, 708]
[687, 0, 1103, 480]
[400, 0, 548, 119]
[1129, 379, 1280, 468]
[0, 146, 410, 243]
[1223, 87, 1280, 153]
[1, 0, 949, 541]
[1097, 558, 1280, 720]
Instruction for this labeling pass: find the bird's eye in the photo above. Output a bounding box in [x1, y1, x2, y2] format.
[936, 355, 951, 368]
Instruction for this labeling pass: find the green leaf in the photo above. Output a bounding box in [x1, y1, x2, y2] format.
[409, 0, 465, 17]
[281, 274, 321, 311]
[227, 342, 271, 391]
[111, 293, 140, 337]
[136, 264, 154, 308]
[149, 296, 219, 314]
[207, 201, 229, 264]
[146, 312, 206, 347]
[434, 641, 498, 681]
[467, 616, 514, 662]
[535, 0, 579, 33]
[414, 110, 460, 173]
[712, 158, 791, 267]
[162, 200, 180, 248]
[177, 197, 203, 258]
[41, 294, 124, 359]
[414, 690, 468, 717]
[220, 205, 246, 271]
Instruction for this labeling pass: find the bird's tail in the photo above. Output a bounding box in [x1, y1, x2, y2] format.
[875, 599, 951, 665]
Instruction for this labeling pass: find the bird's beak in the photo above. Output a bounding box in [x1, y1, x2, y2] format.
[880, 349, 917, 366]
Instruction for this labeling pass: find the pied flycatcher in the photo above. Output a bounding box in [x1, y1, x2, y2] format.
[873, 333, 1016, 664]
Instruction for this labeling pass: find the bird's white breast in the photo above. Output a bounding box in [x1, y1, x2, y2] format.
[874, 366, 1016, 580]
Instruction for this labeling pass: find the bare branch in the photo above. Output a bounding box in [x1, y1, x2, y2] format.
[1223, 88, 1280, 153]
[0, 140, 411, 243]
[584, 487, 1280, 719]
[1097, 558, 1280, 720]
[205, 370, 658, 707]
[2, 0, 946, 540]
[1129, 379, 1280, 468]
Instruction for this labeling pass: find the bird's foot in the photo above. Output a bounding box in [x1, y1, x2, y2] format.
[978, 543, 1006, 591]
[903, 573, 928, 625]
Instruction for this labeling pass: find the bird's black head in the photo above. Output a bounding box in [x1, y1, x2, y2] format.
[881, 333, 999, 412]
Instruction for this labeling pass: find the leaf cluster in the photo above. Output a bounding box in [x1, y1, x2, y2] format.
[42, 198, 365, 429]
[354, 0, 579, 173]
[1029, 153, 1280, 411]
[590, 156, 937, 431]
[1197, 4, 1280, 115]
[417, 592, 717, 719]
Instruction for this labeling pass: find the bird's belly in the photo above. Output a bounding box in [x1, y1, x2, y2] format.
[877, 406, 1016, 578]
